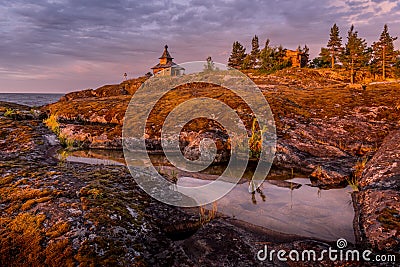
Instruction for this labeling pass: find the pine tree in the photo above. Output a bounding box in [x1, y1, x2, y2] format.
[250, 35, 260, 68]
[242, 54, 252, 69]
[260, 39, 275, 70]
[275, 45, 286, 66]
[371, 24, 399, 80]
[310, 56, 330, 68]
[341, 25, 369, 84]
[260, 40, 290, 71]
[319, 47, 332, 66]
[301, 44, 310, 67]
[326, 24, 343, 68]
[228, 41, 246, 69]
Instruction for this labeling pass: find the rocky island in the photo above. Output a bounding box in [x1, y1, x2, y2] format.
[1, 68, 399, 266]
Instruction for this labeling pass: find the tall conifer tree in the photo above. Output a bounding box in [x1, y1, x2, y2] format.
[372, 24, 399, 79]
[341, 25, 369, 83]
[250, 35, 260, 68]
[228, 41, 246, 69]
[320, 24, 343, 68]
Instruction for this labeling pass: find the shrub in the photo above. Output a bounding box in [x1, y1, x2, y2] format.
[249, 118, 268, 158]
[58, 133, 75, 149]
[354, 157, 368, 179]
[43, 114, 60, 135]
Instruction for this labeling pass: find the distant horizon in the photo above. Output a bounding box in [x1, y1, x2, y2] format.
[1, 0, 400, 93]
[0, 92, 65, 95]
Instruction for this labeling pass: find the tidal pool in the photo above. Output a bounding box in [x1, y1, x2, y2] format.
[62, 149, 355, 243]
[178, 177, 355, 242]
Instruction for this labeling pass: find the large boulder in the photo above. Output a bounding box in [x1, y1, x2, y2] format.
[353, 130, 400, 253]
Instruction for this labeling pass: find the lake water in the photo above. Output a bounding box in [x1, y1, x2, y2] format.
[0, 93, 63, 107]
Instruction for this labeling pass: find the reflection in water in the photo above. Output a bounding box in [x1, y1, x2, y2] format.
[59, 149, 126, 166]
[250, 180, 267, 205]
[62, 149, 355, 242]
[177, 177, 355, 243]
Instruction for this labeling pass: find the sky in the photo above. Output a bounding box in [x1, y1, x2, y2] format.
[1, 0, 400, 93]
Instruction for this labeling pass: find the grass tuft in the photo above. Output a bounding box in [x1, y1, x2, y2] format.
[199, 202, 218, 225]
[44, 114, 60, 135]
[249, 118, 268, 159]
[4, 108, 15, 117]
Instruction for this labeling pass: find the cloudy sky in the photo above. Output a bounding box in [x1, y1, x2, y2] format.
[1, 0, 400, 93]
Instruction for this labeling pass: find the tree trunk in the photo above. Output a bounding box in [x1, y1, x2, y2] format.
[351, 58, 354, 84]
[382, 45, 386, 80]
[331, 53, 335, 69]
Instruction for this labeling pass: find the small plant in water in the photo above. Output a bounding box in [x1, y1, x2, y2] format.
[249, 180, 266, 204]
[59, 133, 75, 150]
[199, 202, 218, 225]
[347, 176, 359, 192]
[347, 157, 368, 192]
[170, 170, 178, 184]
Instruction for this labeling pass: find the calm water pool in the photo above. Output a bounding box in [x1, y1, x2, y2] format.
[62, 149, 355, 242]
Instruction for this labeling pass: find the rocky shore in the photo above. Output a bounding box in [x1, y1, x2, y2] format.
[43, 69, 400, 186]
[0, 101, 370, 267]
[353, 130, 400, 254]
[1, 68, 399, 266]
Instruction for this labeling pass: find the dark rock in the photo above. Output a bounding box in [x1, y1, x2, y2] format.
[309, 165, 348, 188]
[353, 130, 400, 254]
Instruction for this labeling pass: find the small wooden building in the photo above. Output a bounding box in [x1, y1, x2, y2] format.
[285, 49, 308, 68]
[151, 45, 185, 76]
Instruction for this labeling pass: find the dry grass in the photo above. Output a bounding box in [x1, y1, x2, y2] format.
[395, 102, 400, 111]
[199, 202, 218, 225]
[353, 157, 368, 179]
[4, 188, 51, 203]
[43, 114, 60, 135]
[347, 157, 369, 191]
